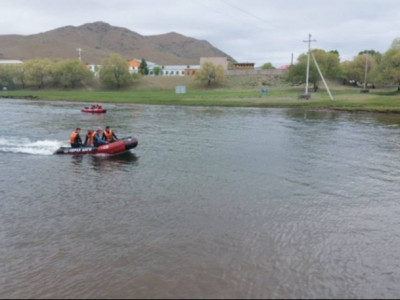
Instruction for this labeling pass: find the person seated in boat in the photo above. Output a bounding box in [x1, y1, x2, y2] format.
[84, 129, 95, 146]
[102, 126, 118, 142]
[93, 128, 107, 147]
[70, 128, 83, 148]
[91, 104, 96, 109]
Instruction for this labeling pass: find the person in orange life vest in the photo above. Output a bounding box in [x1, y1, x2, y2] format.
[84, 129, 95, 146]
[70, 128, 83, 148]
[93, 128, 107, 147]
[102, 126, 118, 142]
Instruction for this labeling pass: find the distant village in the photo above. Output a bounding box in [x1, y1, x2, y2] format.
[0, 56, 287, 78]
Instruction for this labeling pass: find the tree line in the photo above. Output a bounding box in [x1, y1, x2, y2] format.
[8, 39, 399, 92]
[0, 54, 146, 90]
[286, 38, 400, 92]
[0, 53, 229, 90]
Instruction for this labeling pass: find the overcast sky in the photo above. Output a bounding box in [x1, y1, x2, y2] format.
[1, 0, 399, 67]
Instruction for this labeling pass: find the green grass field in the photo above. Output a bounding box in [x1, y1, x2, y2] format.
[1, 83, 400, 112]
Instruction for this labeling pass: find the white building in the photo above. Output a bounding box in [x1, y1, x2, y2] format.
[0, 60, 23, 65]
[129, 59, 158, 75]
[87, 60, 201, 77]
[87, 64, 101, 77]
[160, 65, 200, 76]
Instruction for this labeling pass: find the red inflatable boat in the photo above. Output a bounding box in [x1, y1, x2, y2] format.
[54, 137, 138, 155]
[81, 106, 107, 113]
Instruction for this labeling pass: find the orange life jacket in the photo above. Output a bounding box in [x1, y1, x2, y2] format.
[86, 131, 95, 146]
[70, 132, 79, 145]
[104, 129, 113, 142]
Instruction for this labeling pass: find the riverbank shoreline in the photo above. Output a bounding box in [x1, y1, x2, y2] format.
[1, 85, 400, 113]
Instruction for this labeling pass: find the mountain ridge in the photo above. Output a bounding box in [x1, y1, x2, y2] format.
[0, 21, 235, 65]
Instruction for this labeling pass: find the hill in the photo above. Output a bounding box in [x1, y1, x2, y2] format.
[0, 21, 235, 65]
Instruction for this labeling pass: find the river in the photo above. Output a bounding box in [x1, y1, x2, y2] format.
[1, 99, 400, 298]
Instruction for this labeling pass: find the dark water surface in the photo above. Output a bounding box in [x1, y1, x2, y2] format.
[1, 99, 400, 298]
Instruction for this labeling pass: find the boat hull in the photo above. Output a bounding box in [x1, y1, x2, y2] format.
[55, 137, 138, 155]
[81, 108, 107, 113]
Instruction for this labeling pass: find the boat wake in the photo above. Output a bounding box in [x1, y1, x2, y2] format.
[0, 137, 65, 155]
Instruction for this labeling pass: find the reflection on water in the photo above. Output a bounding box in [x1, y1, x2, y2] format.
[90, 152, 139, 171]
[67, 152, 139, 174]
[2, 100, 400, 298]
[284, 108, 343, 122]
[92, 151, 139, 163]
[70, 154, 84, 165]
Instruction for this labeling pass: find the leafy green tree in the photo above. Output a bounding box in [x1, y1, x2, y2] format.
[321, 50, 342, 78]
[341, 61, 358, 85]
[358, 50, 383, 64]
[287, 49, 341, 92]
[261, 62, 275, 70]
[329, 50, 340, 57]
[390, 38, 400, 50]
[342, 54, 378, 86]
[359, 49, 380, 56]
[12, 64, 26, 89]
[153, 66, 161, 76]
[50, 59, 93, 88]
[380, 47, 400, 91]
[139, 58, 149, 75]
[0, 65, 16, 89]
[195, 61, 226, 87]
[24, 58, 51, 88]
[99, 54, 132, 89]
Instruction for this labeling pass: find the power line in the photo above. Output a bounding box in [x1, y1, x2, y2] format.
[193, 0, 272, 31]
[192, 0, 292, 66]
[219, 0, 276, 29]
[193, 0, 238, 23]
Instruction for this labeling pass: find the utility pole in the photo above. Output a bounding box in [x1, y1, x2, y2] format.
[302, 34, 316, 99]
[76, 48, 82, 62]
[311, 51, 334, 100]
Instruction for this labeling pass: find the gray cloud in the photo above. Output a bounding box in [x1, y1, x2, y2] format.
[0, 0, 399, 67]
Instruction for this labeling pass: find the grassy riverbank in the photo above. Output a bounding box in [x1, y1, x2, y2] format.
[1, 83, 400, 112]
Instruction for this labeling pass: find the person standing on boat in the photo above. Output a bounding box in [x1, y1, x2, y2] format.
[93, 128, 107, 147]
[103, 126, 118, 142]
[70, 128, 83, 148]
[84, 130, 95, 146]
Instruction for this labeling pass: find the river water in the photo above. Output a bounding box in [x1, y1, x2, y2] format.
[1, 99, 400, 298]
